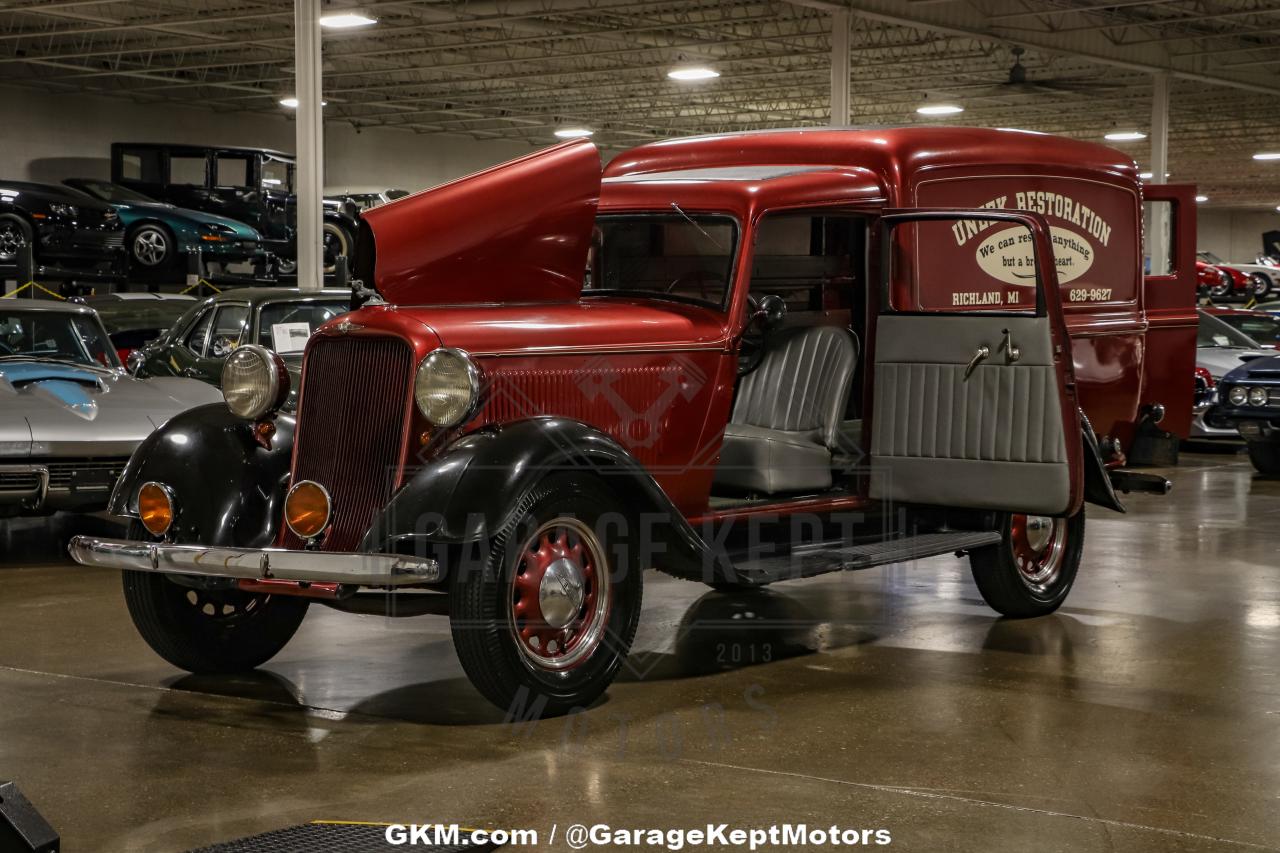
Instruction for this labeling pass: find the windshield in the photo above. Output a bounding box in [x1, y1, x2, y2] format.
[1198, 311, 1261, 349]
[585, 212, 738, 309]
[0, 310, 117, 367]
[1198, 251, 1224, 265]
[257, 300, 348, 353]
[74, 180, 156, 204]
[1213, 311, 1280, 346]
[261, 158, 294, 192]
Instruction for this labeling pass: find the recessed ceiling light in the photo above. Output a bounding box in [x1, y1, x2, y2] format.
[279, 97, 326, 108]
[1138, 171, 1153, 179]
[554, 128, 594, 139]
[320, 12, 377, 28]
[1196, 195, 1208, 203]
[917, 104, 964, 116]
[1255, 152, 1280, 161]
[668, 66, 720, 81]
[1105, 131, 1147, 141]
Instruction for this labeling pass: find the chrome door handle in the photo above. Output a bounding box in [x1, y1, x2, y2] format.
[964, 346, 990, 380]
[1000, 329, 1021, 363]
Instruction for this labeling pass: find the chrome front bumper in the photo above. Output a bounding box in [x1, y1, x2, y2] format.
[67, 536, 441, 586]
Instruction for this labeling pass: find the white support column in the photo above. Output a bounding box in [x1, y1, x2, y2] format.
[830, 8, 850, 127]
[1149, 72, 1171, 275]
[294, 0, 324, 292]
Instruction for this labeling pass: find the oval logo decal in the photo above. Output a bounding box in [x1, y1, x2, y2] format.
[975, 225, 1094, 286]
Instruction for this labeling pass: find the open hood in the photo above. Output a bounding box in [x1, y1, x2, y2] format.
[357, 140, 600, 306]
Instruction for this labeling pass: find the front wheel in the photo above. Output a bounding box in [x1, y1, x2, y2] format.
[970, 509, 1085, 618]
[1249, 273, 1274, 300]
[121, 524, 308, 672]
[450, 475, 643, 717]
[1246, 440, 1280, 476]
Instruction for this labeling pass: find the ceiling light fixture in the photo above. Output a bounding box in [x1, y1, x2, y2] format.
[1254, 152, 1280, 161]
[320, 12, 377, 28]
[916, 104, 964, 116]
[554, 128, 594, 139]
[668, 66, 720, 81]
[1138, 171, 1153, 179]
[1105, 131, 1147, 141]
[279, 97, 326, 108]
[1195, 195, 1208, 203]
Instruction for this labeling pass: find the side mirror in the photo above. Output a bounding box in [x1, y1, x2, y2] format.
[754, 293, 787, 329]
[126, 349, 146, 376]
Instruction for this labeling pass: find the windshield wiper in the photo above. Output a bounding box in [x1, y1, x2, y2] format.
[670, 202, 725, 252]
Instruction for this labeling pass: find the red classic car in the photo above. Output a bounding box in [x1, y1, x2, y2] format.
[70, 128, 1197, 716]
[1197, 259, 1252, 301]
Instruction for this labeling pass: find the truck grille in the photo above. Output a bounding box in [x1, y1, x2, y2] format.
[44, 458, 130, 490]
[285, 335, 413, 551]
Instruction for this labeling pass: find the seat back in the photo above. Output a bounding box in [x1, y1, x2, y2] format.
[731, 325, 858, 448]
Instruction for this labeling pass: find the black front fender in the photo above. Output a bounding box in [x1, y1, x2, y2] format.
[362, 417, 724, 581]
[109, 403, 295, 548]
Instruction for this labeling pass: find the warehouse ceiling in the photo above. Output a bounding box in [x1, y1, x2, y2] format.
[2, 0, 1279, 209]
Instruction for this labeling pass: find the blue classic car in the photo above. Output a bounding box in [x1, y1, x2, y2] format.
[1214, 355, 1280, 475]
[63, 178, 267, 280]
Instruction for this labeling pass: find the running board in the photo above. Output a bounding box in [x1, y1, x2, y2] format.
[725, 530, 1002, 587]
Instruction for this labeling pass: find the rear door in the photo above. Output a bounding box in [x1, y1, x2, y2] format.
[1141, 184, 1198, 439]
[869, 209, 1083, 516]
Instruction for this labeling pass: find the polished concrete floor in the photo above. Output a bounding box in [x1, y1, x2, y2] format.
[1, 449, 1278, 852]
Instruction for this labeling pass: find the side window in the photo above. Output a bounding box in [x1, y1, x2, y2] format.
[170, 155, 208, 187]
[208, 305, 250, 358]
[215, 156, 252, 189]
[1143, 200, 1176, 276]
[118, 148, 162, 183]
[183, 309, 215, 356]
[261, 158, 292, 191]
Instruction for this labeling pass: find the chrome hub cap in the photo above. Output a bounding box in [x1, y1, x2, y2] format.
[132, 229, 168, 266]
[539, 557, 586, 628]
[0, 223, 24, 261]
[1010, 514, 1066, 594]
[510, 517, 611, 671]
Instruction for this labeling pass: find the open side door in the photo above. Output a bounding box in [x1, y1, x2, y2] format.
[1140, 184, 1198, 440]
[869, 209, 1084, 517]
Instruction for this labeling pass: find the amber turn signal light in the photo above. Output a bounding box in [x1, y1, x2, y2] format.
[138, 481, 175, 537]
[285, 480, 331, 540]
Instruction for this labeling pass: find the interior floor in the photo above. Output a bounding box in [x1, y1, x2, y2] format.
[0, 449, 1276, 852]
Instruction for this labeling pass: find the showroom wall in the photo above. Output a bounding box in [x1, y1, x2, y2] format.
[1, 85, 536, 193]
[1198, 209, 1280, 261]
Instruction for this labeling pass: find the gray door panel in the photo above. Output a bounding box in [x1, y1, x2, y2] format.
[870, 314, 1071, 515]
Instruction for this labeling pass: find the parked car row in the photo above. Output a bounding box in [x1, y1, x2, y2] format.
[1196, 250, 1280, 301]
[1, 141, 409, 286]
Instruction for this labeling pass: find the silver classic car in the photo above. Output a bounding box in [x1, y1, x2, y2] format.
[0, 301, 222, 517]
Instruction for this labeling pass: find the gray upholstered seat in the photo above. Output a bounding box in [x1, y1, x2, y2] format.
[714, 325, 858, 495]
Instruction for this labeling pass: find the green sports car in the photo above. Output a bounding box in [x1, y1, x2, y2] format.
[63, 178, 268, 280]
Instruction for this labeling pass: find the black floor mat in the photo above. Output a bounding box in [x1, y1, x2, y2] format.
[188, 822, 498, 852]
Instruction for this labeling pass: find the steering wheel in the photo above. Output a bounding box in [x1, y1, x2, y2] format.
[665, 269, 720, 302]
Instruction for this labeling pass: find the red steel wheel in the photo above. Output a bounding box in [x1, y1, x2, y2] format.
[970, 509, 1085, 618]
[1008, 514, 1067, 594]
[509, 517, 612, 671]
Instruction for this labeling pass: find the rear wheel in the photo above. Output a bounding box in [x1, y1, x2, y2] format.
[970, 509, 1084, 618]
[1246, 440, 1280, 476]
[1208, 271, 1232, 300]
[450, 475, 643, 717]
[121, 523, 308, 672]
[129, 224, 176, 278]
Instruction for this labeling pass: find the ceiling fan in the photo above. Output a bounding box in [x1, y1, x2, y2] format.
[978, 47, 1126, 97]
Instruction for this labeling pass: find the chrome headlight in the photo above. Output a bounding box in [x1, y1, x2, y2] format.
[1228, 386, 1248, 406]
[1248, 386, 1269, 407]
[49, 202, 78, 218]
[414, 347, 482, 428]
[221, 344, 289, 419]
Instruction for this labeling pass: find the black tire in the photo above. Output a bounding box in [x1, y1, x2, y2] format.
[450, 474, 643, 717]
[0, 213, 33, 267]
[1249, 273, 1273, 300]
[322, 221, 353, 272]
[970, 508, 1085, 618]
[1246, 440, 1280, 476]
[121, 523, 308, 673]
[128, 223, 177, 279]
[1208, 271, 1232, 300]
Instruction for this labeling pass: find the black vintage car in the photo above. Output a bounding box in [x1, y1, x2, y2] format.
[81, 292, 199, 363]
[131, 287, 350, 389]
[110, 143, 360, 275]
[0, 180, 126, 284]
